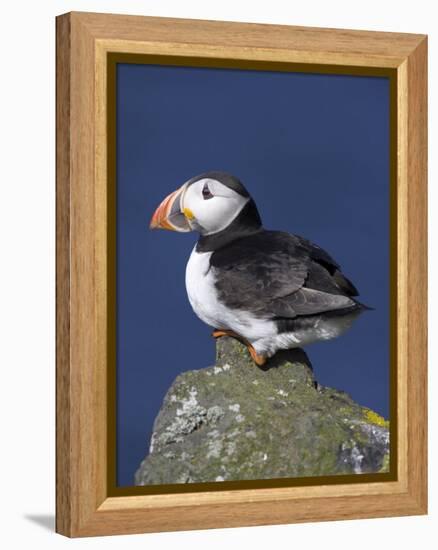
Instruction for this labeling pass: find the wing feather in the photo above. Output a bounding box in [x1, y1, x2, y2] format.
[210, 230, 359, 318]
[271, 288, 355, 318]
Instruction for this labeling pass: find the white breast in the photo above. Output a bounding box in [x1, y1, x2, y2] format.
[185, 248, 218, 328]
[185, 246, 277, 342]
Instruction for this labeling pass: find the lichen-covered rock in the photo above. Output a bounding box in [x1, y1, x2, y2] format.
[135, 337, 389, 485]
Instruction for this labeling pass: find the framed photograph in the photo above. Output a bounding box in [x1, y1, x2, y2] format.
[56, 12, 427, 537]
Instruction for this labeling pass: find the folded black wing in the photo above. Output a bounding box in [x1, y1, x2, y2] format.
[294, 234, 359, 297]
[210, 231, 356, 319]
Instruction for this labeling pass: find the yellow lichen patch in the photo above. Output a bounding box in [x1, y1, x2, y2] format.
[363, 408, 389, 428]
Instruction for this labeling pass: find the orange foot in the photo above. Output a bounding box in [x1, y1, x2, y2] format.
[247, 345, 267, 367]
[212, 329, 267, 367]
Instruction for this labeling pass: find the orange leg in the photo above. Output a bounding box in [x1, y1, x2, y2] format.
[247, 345, 267, 367]
[212, 329, 240, 339]
[212, 329, 267, 366]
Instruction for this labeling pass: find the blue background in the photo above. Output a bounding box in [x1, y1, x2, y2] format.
[116, 63, 390, 487]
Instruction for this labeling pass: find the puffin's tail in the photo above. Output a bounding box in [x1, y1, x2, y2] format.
[353, 299, 375, 312]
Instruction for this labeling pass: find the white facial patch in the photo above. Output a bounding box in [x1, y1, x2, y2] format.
[182, 178, 249, 235]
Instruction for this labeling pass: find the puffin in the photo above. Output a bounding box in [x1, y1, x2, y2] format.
[150, 171, 369, 366]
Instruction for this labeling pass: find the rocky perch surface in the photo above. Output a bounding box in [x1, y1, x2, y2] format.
[135, 337, 389, 485]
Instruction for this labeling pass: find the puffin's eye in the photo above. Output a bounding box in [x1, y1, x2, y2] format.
[202, 183, 214, 200]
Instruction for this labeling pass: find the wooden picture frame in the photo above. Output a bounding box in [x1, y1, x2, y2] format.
[56, 11, 427, 537]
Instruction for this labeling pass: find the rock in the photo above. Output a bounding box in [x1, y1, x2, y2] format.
[135, 337, 390, 485]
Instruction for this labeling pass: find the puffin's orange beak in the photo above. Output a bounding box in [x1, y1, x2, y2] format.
[149, 185, 191, 232]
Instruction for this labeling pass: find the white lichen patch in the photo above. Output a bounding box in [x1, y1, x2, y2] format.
[158, 386, 207, 446]
[206, 439, 223, 459]
[207, 405, 224, 424]
[235, 414, 245, 423]
[215, 476, 225, 482]
[357, 422, 390, 447]
[149, 432, 157, 453]
[340, 441, 365, 473]
[213, 366, 223, 374]
[226, 441, 237, 456]
[277, 389, 289, 397]
[222, 363, 232, 371]
[350, 445, 364, 473]
[252, 380, 259, 385]
[175, 387, 200, 416]
[228, 403, 240, 413]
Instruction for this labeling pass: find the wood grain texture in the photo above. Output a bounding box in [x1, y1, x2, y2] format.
[406, 37, 428, 511]
[55, 13, 71, 537]
[75, 11, 423, 67]
[56, 11, 428, 537]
